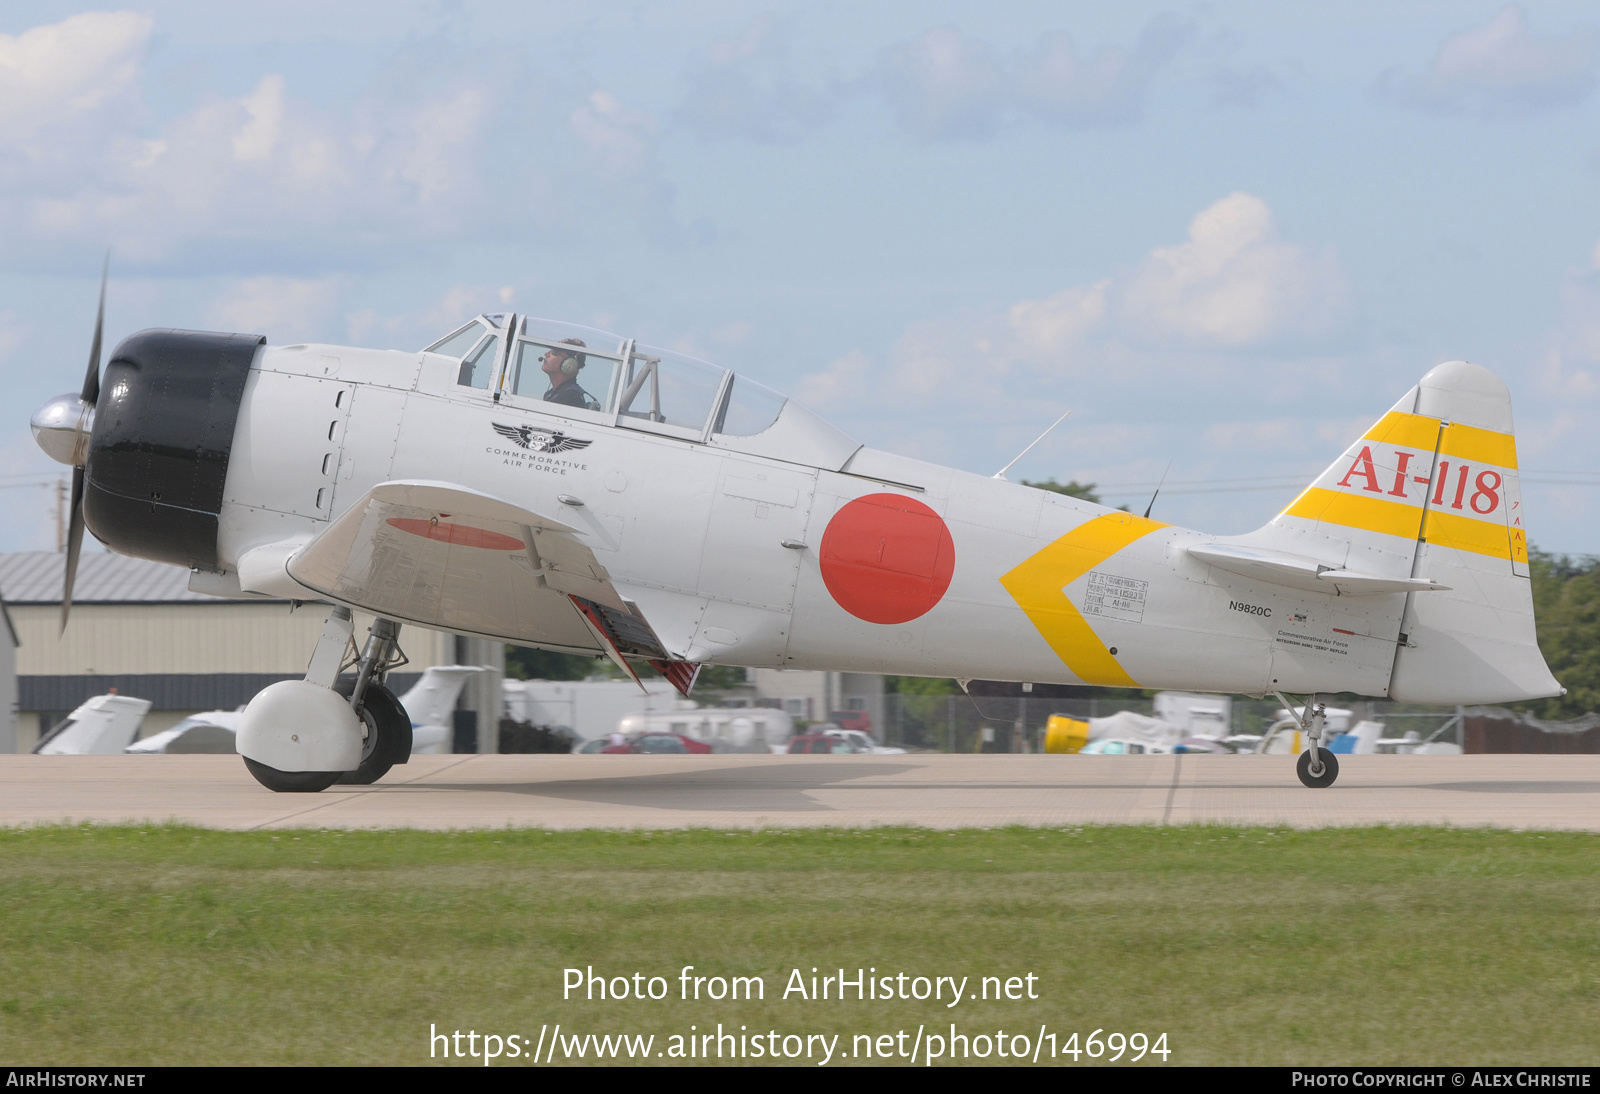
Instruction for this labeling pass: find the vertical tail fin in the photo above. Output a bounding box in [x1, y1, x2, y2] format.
[1387, 361, 1554, 703]
[1249, 360, 1558, 704]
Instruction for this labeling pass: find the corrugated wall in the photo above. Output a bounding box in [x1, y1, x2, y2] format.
[12, 603, 454, 676]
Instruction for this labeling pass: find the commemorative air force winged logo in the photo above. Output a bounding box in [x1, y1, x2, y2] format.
[492, 422, 594, 453]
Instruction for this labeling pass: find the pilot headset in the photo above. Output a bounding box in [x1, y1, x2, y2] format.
[557, 339, 587, 376]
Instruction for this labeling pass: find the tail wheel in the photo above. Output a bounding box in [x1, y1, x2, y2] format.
[334, 680, 413, 786]
[242, 758, 342, 794]
[1296, 747, 1340, 789]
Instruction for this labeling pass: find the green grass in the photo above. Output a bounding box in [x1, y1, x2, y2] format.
[1, 825, 1598, 1066]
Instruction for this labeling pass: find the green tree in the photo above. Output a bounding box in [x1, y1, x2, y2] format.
[1022, 478, 1131, 512]
[694, 665, 749, 691]
[1524, 549, 1600, 718]
[1021, 478, 1102, 503]
[887, 675, 962, 696]
[504, 647, 605, 681]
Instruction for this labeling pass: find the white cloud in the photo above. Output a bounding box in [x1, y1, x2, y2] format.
[0, 12, 634, 272]
[1545, 259, 1600, 398]
[676, 16, 836, 143]
[1380, 5, 1599, 119]
[1209, 65, 1288, 109]
[1119, 193, 1352, 348]
[879, 28, 1004, 140]
[1015, 16, 1191, 127]
[796, 192, 1351, 432]
[209, 276, 343, 343]
[871, 18, 1189, 142]
[0, 11, 150, 142]
[795, 348, 872, 407]
[5, 51, 501, 266]
[232, 74, 285, 162]
[570, 91, 686, 245]
[1007, 281, 1108, 355]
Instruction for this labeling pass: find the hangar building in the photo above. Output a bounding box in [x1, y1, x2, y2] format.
[0, 551, 467, 752]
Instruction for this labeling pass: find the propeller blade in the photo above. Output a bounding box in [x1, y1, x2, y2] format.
[61, 466, 86, 634]
[81, 253, 107, 407]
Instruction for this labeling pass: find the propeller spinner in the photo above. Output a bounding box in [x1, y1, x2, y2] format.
[29, 255, 107, 632]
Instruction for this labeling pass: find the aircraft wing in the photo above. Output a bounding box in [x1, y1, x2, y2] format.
[286, 479, 633, 652]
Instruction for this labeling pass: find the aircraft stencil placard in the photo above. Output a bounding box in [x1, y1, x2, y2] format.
[1082, 572, 1148, 624]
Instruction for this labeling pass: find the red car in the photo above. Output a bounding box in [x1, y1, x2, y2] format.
[599, 732, 713, 755]
[788, 732, 868, 755]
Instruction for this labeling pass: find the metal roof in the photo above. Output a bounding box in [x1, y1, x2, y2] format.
[0, 551, 212, 604]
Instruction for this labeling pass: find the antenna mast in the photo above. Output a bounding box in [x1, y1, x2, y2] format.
[993, 410, 1072, 482]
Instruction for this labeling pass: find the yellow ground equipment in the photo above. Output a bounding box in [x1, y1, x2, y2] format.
[1044, 715, 1090, 754]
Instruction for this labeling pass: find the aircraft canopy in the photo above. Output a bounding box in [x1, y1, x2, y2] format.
[424, 315, 857, 466]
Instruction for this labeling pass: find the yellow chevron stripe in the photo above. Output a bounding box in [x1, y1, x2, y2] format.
[1281, 488, 1424, 539]
[1000, 513, 1166, 687]
[1363, 411, 1439, 451]
[1423, 509, 1513, 560]
[1438, 422, 1517, 469]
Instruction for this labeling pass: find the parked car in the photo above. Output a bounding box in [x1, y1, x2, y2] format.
[821, 727, 905, 755]
[788, 732, 868, 755]
[593, 732, 715, 755]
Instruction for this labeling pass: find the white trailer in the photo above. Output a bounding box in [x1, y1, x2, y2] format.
[502, 678, 683, 742]
[616, 707, 795, 753]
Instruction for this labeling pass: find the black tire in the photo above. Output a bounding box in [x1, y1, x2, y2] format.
[1296, 747, 1340, 788]
[242, 757, 342, 794]
[334, 680, 412, 786]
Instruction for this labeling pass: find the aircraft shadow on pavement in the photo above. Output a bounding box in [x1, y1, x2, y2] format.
[386, 769, 1600, 812]
[1420, 781, 1600, 794]
[405, 761, 919, 811]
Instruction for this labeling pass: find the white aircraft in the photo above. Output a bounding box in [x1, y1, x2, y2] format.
[30, 271, 1560, 791]
[33, 694, 152, 755]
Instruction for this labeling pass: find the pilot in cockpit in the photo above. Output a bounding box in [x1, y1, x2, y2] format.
[541, 338, 600, 411]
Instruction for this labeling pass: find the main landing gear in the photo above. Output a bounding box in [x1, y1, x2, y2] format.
[1275, 691, 1340, 789]
[238, 607, 412, 793]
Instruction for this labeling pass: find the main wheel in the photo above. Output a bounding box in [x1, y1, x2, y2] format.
[242, 757, 342, 794]
[1296, 746, 1340, 788]
[334, 680, 413, 785]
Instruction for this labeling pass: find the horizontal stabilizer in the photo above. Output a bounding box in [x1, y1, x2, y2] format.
[1187, 543, 1449, 597]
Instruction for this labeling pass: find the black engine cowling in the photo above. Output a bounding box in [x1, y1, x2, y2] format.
[83, 329, 263, 572]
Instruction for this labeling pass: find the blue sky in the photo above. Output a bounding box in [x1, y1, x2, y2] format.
[3, 2, 1599, 553]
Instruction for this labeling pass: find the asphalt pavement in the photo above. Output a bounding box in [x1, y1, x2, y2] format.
[2, 752, 1597, 830]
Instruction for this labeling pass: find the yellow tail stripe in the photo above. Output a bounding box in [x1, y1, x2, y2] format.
[1363, 411, 1439, 451]
[1423, 509, 1513, 560]
[1437, 422, 1518, 469]
[1000, 513, 1166, 687]
[1282, 488, 1424, 539]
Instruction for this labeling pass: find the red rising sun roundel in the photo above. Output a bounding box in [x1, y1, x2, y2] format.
[386, 518, 524, 551]
[819, 493, 956, 624]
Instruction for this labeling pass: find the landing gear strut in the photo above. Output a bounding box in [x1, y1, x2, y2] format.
[1275, 691, 1340, 789]
[239, 608, 411, 793]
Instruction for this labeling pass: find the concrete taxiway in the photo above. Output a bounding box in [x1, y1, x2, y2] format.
[1, 752, 1598, 830]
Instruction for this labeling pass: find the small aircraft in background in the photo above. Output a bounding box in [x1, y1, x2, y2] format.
[30, 268, 1561, 791]
[123, 665, 485, 766]
[32, 693, 151, 755]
